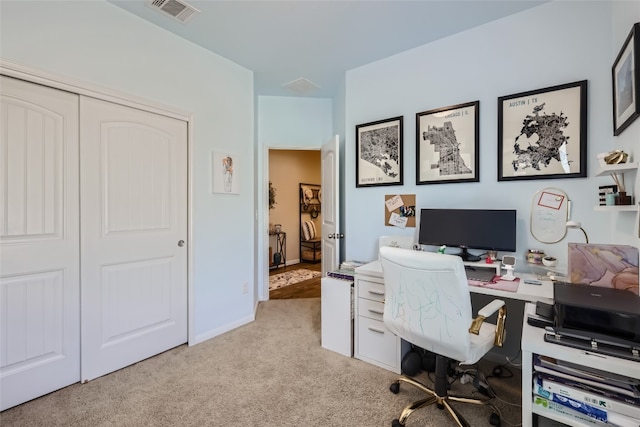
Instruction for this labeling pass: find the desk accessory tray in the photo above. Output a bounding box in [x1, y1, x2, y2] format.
[544, 326, 640, 362]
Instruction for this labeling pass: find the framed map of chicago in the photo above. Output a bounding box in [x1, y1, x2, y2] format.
[498, 81, 587, 181]
[416, 101, 479, 185]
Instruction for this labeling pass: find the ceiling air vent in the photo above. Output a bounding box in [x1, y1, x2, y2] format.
[282, 78, 321, 95]
[147, 0, 199, 24]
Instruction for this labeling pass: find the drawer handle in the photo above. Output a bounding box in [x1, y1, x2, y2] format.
[368, 308, 384, 315]
[368, 327, 385, 334]
[368, 290, 384, 296]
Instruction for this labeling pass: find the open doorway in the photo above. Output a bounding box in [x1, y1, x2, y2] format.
[267, 149, 321, 299]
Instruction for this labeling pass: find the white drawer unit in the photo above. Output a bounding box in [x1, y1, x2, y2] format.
[354, 271, 409, 373]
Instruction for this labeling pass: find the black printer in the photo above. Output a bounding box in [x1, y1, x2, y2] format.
[545, 282, 640, 361]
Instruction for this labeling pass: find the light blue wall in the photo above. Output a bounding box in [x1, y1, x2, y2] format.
[256, 96, 332, 299]
[344, 1, 640, 267]
[2, 0, 638, 348]
[0, 1, 255, 343]
[611, 1, 640, 245]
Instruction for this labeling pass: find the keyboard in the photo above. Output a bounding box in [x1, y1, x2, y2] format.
[465, 267, 496, 282]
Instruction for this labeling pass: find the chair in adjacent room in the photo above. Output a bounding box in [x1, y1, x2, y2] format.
[379, 247, 507, 427]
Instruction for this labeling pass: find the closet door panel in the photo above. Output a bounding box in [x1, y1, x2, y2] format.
[0, 76, 80, 411]
[80, 96, 188, 382]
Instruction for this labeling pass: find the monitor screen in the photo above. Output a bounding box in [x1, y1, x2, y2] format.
[418, 208, 517, 261]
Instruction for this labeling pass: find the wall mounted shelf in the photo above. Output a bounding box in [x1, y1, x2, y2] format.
[593, 204, 638, 212]
[594, 161, 638, 176]
[593, 162, 637, 211]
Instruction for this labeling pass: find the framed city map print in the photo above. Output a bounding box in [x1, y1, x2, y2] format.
[612, 22, 639, 136]
[498, 80, 587, 181]
[356, 116, 403, 188]
[416, 101, 479, 185]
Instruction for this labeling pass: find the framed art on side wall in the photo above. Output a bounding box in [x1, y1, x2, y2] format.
[212, 151, 239, 194]
[416, 101, 479, 185]
[356, 116, 403, 187]
[613, 22, 640, 136]
[498, 80, 587, 181]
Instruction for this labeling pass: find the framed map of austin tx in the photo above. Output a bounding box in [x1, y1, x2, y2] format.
[416, 101, 479, 185]
[498, 80, 587, 181]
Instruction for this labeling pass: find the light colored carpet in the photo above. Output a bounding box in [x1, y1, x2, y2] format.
[0, 298, 522, 426]
[269, 268, 321, 290]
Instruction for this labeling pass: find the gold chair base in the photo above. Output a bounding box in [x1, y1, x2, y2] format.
[391, 376, 494, 427]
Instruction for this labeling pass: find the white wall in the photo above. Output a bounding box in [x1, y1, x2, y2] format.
[345, 1, 640, 267]
[0, 1, 255, 343]
[256, 96, 332, 299]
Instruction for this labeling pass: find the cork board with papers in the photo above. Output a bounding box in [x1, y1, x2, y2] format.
[385, 194, 416, 229]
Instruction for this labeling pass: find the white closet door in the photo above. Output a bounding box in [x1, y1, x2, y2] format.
[80, 96, 188, 381]
[0, 76, 81, 410]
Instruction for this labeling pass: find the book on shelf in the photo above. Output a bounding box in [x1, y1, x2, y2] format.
[532, 394, 640, 427]
[536, 372, 640, 419]
[339, 260, 367, 271]
[326, 269, 355, 280]
[532, 395, 606, 426]
[534, 354, 640, 398]
[533, 380, 608, 422]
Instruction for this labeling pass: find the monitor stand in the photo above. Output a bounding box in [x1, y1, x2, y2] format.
[454, 247, 481, 262]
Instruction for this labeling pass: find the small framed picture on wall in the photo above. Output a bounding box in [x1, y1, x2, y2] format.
[212, 151, 240, 194]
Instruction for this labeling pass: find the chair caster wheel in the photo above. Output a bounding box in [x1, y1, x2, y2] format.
[489, 412, 501, 426]
[389, 382, 400, 394]
[392, 419, 404, 427]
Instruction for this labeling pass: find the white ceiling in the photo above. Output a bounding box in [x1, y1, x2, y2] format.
[109, 0, 547, 98]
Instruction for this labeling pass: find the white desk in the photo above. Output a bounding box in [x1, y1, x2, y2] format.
[353, 259, 553, 373]
[355, 260, 554, 302]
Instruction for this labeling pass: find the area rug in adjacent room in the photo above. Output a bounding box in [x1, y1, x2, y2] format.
[269, 268, 321, 290]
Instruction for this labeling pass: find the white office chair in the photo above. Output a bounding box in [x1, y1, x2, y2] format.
[379, 247, 507, 427]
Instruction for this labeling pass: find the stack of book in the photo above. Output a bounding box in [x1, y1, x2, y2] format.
[326, 260, 367, 280]
[532, 354, 640, 426]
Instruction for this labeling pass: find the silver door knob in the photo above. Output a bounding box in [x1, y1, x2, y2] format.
[178, 240, 185, 247]
[327, 233, 334, 239]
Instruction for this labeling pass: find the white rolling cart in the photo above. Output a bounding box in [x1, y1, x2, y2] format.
[521, 303, 640, 426]
[321, 276, 354, 357]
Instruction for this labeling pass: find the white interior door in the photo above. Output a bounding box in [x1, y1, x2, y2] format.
[80, 96, 188, 381]
[0, 76, 81, 410]
[321, 135, 340, 275]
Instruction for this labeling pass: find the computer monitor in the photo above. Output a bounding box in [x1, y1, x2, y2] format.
[418, 208, 517, 261]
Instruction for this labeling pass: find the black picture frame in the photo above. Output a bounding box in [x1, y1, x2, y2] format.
[416, 101, 479, 185]
[613, 22, 640, 136]
[498, 80, 587, 182]
[356, 116, 403, 187]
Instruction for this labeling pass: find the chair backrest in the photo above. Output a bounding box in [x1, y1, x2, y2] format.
[380, 246, 473, 362]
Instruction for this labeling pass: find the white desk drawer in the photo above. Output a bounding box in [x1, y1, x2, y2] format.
[358, 298, 384, 321]
[358, 279, 385, 302]
[357, 316, 398, 369]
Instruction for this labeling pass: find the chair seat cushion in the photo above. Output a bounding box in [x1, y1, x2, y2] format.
[462, 322, 497, 365]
